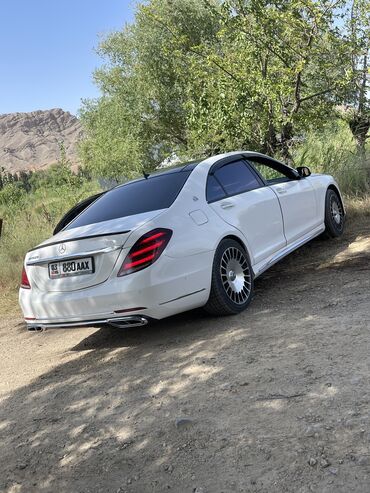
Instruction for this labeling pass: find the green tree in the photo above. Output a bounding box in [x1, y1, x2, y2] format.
[341, 0, 370, 153]
[80, 0, 352, 172]
[187, 0, 350, 159]
[79, 0, 219, 179]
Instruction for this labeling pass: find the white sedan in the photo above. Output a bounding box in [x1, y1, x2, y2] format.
[20, 151, 345, 330]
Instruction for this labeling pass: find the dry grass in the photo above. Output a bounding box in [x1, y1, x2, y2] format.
[0, 289, 20, 317]
[0, 181, 100, 316]
[345, 195, 370, 217]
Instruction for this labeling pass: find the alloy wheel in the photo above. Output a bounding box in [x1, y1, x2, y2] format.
[220, 246, 252, 304]
[330, 196, 343, 227]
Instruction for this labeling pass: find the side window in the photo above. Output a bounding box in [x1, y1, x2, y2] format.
[206, 175, 227, 202]
[213, 160, 261, 197]
[250, 161, 292, 184]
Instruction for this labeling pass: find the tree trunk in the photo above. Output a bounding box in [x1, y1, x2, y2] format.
[263, 120, 278, 156]
[348, 114, 370, 155]
[280, 121, 293, 161]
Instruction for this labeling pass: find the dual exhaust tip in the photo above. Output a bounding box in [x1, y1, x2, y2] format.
[107, 316, 148, 329]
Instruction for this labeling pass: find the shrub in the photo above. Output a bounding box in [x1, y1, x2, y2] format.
[0, 172, 100, 293]
[0, 183, 26, 206]
[292, 121, 370, 195]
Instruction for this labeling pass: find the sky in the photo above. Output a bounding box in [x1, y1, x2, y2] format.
[0, 0, 135, 115]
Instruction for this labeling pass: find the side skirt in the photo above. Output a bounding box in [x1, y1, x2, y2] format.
[252, 224, 325, 278]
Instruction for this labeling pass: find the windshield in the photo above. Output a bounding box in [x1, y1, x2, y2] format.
[64, 171, 192, 230]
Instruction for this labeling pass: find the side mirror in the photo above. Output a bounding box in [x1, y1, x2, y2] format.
[296, 166, 311, 178]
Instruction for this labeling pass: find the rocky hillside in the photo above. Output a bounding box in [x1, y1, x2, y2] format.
[0, 108, 83, 173]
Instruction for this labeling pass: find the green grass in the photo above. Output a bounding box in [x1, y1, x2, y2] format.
[0, 179, 100, 294]
[292, 121, 370, 195]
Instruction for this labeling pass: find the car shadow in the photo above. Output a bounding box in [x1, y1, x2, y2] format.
[68, 220, 364, 352]
[71, 309, 209, 351]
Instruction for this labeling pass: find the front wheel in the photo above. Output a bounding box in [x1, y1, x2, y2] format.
[204, 239, 254, 316]
[324, 189, 345, 238]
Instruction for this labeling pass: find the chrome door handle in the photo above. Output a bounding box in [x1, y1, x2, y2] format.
[275, 187, 287, 195]
[220, 200, 235, 209]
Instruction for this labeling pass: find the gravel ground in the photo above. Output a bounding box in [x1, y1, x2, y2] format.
[1, 216, 369, 493]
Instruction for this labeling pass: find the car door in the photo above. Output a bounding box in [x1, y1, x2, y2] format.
[207, 158, 286, 265]
[249, 158, 319, 244]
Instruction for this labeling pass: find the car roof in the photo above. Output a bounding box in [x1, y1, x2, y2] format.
[113, 150, 297, 190]
[152, 159, 201, 175]
[112, 159, 201, 190]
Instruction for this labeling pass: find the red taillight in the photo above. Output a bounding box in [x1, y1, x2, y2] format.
[21, 266, 31, 289]
[118, 228, 172, 277]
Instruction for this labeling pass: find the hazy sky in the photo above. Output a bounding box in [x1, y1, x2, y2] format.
[0, 0, 134, 115]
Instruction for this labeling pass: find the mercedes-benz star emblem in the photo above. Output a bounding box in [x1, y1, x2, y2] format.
[58, 243, 67, 255]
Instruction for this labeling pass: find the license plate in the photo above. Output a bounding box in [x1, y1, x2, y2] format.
[49, 257, 94, 279]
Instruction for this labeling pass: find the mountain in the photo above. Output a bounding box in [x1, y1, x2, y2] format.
[0, 108, 83, 173]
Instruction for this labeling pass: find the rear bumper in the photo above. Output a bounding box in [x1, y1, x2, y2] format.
[19, 250, 213, 328]
[26, 314, 149, 330]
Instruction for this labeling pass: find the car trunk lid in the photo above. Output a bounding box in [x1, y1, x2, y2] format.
[25, 210, 164, 292]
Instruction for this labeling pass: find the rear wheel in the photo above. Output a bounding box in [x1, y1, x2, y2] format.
[324, 189, 345, 238]
[204, 239, 254, 316]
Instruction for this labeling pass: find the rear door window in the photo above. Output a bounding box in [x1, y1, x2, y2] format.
[210, 160, 261, 199]
[65, 171, 191, 230]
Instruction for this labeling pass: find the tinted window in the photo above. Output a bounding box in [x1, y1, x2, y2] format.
[206, 175, 226, 202]
[65, 172, 191, 230]
[53, 192, 105, 234]
[213, 160, 260, 196]
[251, 162, 291, 183]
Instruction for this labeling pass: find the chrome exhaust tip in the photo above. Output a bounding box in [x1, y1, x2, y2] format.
[27, 325, 44, 332]
[107, 316, 148, 329]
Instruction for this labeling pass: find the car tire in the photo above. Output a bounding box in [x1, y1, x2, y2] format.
[323, 189, 345, 238]
[204, 239, 254, 316]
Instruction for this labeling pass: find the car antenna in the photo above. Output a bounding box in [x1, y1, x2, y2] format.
[142, 170, 150, 179]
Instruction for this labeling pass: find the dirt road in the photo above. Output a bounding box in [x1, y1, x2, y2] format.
[1, 217, 370, 493]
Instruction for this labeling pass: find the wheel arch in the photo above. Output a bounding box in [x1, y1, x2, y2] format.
[327, 184, 345, 214]
[220, 234, 253, 264]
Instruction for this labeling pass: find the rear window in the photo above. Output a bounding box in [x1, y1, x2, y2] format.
[65, 171, 191, 230]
